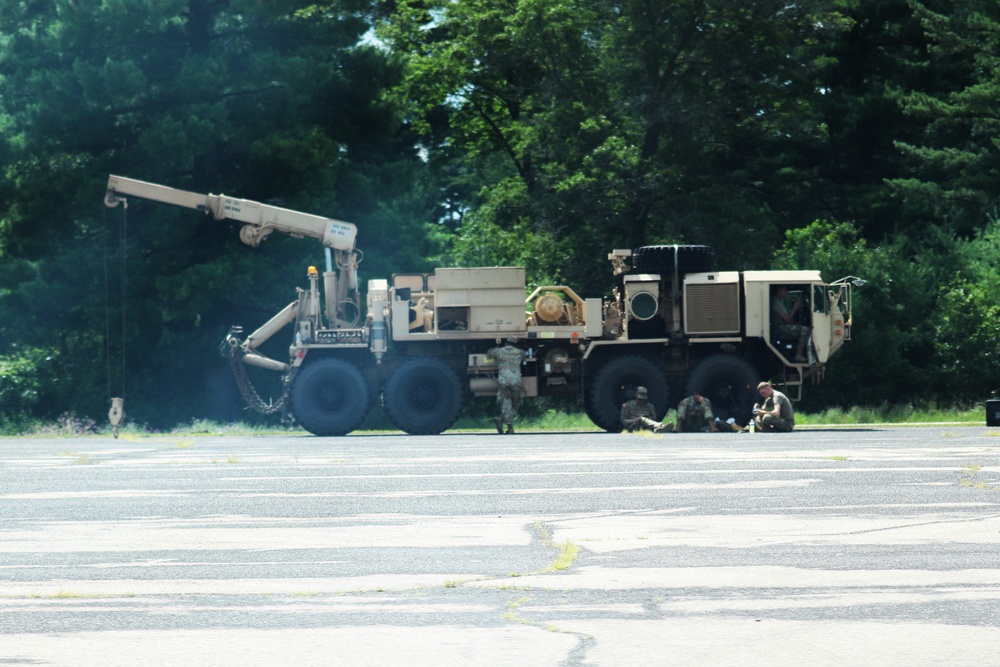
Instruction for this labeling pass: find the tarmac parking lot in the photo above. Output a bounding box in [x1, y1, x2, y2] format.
[1, 426, 999, 666]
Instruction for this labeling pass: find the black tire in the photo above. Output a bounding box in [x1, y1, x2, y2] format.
[585, 355, 669, 432]
[685, 354, 759, 426]
[383, 357, 465, 435]
[289, 358, 372, 436]
[631, 245, 715, 274]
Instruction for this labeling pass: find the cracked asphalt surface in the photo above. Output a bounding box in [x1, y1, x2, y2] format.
[2, 426, 999, 665]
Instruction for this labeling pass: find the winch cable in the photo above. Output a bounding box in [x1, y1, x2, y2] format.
[103, 203, 127, 438]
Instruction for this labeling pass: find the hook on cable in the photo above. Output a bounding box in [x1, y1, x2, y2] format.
[108, 397, 125, 439]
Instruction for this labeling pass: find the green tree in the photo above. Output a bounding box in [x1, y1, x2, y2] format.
[773, 220, 957, 408]
[0, 346, 53, 430]
[932, 217, 1000, 401]
[891, 0, 1000, 235]
[380, 0, 852, 293]
[0, 0, 438, 428]
[764, 0, 934, 240]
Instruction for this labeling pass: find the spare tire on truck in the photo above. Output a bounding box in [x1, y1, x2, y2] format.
[631, 245, 715, 274]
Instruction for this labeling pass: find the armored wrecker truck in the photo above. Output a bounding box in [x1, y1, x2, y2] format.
[105, 175, 859, 435]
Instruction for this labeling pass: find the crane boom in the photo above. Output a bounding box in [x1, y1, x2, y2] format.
[104, 174, 357, 251]
[105, 173, 363, 329]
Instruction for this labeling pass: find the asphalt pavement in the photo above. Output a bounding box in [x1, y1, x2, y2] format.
[1, 426, 999, 666]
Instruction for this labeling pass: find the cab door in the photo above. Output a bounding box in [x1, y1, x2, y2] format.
[810, 283, 834, 363]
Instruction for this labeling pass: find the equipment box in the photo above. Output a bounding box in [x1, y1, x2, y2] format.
[987, 399, 1000, 427]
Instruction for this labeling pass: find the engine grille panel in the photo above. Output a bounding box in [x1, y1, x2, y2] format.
[684, 283, 740, 334]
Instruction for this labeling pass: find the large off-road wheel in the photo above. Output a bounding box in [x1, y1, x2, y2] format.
[585, 355, 669, 432]
[289, 357, 372, 436]
[685, 354, 759, 426]
[383, 357, 465, 435]
[631, 245, 715, 274]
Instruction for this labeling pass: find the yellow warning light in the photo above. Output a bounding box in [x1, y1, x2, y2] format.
[307, 266, 318, 277]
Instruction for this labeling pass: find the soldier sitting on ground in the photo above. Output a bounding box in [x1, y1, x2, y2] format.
[753, 381, 795, 432]
[620, 386, 674, 433]
[675, 390, 718, 433]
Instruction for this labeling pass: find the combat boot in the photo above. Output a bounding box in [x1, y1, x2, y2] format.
[505, 425, 515, 435]
[495, 417, 504, 434]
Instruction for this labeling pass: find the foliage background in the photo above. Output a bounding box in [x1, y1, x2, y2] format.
[2, 0, 999, 430]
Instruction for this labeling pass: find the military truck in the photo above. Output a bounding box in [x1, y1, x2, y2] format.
[104, 175, 860, 435]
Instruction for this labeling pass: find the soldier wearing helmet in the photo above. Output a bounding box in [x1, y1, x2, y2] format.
[620, 386, 673, 433]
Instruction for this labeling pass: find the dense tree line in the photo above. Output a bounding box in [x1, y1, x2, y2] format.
[1, 0, 998, 430]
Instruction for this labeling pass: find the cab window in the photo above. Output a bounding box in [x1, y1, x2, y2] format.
[813, 285, 829, 314]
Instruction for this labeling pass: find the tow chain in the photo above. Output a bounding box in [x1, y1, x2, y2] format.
[220, 327, 286, 416]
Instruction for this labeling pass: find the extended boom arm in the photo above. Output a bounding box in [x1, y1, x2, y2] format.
[105, 174, 363, 328]
[105, 175, 357, 250]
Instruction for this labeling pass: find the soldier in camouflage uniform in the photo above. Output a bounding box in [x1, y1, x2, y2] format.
[487, 336, 526, 434]
[676, 390, 718, 433]
[753, 382, 795, 432]
[620, 386, 673, 433]
[772, 285, 812, 363]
